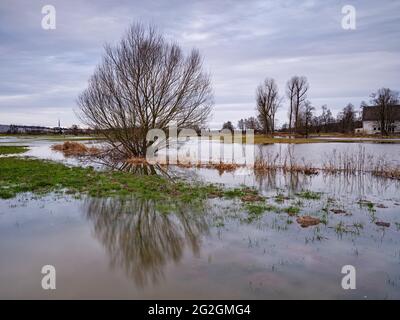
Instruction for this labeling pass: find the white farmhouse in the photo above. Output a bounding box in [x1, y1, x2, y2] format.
[361, 105, 400, 134]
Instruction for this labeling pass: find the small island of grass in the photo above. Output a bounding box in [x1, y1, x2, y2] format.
[0, 145, 29, 155]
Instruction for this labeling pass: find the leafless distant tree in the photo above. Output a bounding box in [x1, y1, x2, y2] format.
[338, 103, 357, 133]
[221, 121, 234, 132]
[370, 88, 399, 136]
[78, 23, 213, 158]
[286, 79, 296, 134]
[256, 78, 281, 135]
[286, 76, 309, 134]
[237, 119, 245, 131]
[244, 117, 262, 132]
[303, 100, 314, 137]
[320, 105, 333, 133]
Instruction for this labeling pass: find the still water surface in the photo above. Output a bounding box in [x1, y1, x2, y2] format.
[0, 137, 399, 299]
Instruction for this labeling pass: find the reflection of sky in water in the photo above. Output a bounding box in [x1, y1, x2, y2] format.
[0, 185, 399, 299]
[2, 136, 400, 167]
[0, 137, 400, 298]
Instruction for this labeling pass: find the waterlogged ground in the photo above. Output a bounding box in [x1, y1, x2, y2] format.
[0, 136, 400, 299]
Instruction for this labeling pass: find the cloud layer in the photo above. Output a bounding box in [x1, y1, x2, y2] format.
[0, 0, 399, 128]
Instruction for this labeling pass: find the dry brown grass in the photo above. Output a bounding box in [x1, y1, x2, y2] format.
[372, 167, 400, 180]
[200, 162, 241, 173]
[253, 145, 399, 180]
[174, 161, 241, 172]
[51, 141, 100, 156]
[127, 157, 243, 174]
[254, 146, 318, 175]
[296, 216, 321, 228]
[254, 161, 318, 175]
[118, 145, 400, 181]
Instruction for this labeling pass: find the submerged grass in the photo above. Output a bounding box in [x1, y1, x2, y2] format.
[284, 206, 301, 216]
[245, 203, 278, 214]
[0, 157, 214, 200]
[223, 187, 258, 199]
[296, 190, 322, 200]
[0, 145, 29, 155]
[0, 158, 260, 208]
[253, 145, 400, 180]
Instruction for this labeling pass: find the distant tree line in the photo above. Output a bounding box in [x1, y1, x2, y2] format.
[230, 102, 361, 136]
[221, 74, 398, 136]
[280, 102, 361, 135]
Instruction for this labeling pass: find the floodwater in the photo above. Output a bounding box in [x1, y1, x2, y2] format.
[0, 136, 400, 299]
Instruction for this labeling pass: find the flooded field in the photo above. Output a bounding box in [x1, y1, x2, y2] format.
[0, 137, 400, 299]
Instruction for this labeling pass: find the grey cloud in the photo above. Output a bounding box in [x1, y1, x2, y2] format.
[0, 0, 399, 127]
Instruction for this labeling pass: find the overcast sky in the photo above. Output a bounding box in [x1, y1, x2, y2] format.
[0, 0, 399, 128]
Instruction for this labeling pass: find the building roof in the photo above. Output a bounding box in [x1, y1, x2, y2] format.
[362, 105, 400, 121]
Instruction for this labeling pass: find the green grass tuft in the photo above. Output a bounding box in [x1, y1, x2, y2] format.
[0, 158, 269, 210]
[0, 146, 29, 155]
[296, 190, 322, 200]
[284, 206, 301, 216]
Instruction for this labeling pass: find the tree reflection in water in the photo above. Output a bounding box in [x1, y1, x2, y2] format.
[254, 170, 311, 193]
[84, 196, 209, 287]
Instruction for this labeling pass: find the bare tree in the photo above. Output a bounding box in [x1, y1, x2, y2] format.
[237, 119, 245, 131]
[320, 105, 333, 133]
[256, 78, 281, 135]
[338, 103, 357, 133]
[78, 23, 213, 158]
[286, 79, 296, 134]
[293, 76, 309, 132]
[286, 76, 309, 134]
[370, 88, 399, 136]
[221, 121, 234, 132]
[303, 100, 315, 138]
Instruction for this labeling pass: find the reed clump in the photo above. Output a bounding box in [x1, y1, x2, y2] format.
[122, 145, 400, 180]
[322, 146, 400, 180]
[51, 141, 100, 156]
[179, 161, 242, 174]
[253, 145, 399, 180]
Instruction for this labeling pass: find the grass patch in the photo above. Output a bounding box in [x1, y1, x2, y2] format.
[274, 193, 287, 203]
[243, 202, 279, 222]
[245, 203, 267, 215]
[223, 187, 258, 199]
[284, 206, 301, 216]
[296, 190, 322, 200]
[0, 146, 29, 155]
[0, 157, 217, 200]
[245, 203, 278, 215]
[357, 200, 376, 211]
[334, 221, 350, 235]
